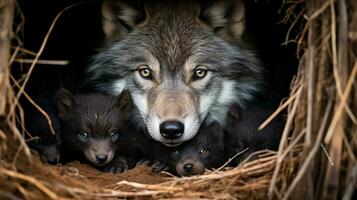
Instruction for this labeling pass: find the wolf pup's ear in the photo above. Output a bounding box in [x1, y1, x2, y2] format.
[201, 0, 245, 41]
[101, 0, 146, 40]
[226, 104, 241, 126]
[55, 89, 77, 119]
[210, 122, 225, 148]
[117, 89, 134, 113]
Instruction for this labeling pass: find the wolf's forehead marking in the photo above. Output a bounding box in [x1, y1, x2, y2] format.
[145, 19, 202, 72]
[94, 113, 98, 119]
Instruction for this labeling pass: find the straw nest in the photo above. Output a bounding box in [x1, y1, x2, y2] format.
[0, 0, 356, 199]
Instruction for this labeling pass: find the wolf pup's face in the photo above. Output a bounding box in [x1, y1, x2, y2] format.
[28, 135, 61, 165]
[56, 90, 132, 166]
[168, 122, 225, 176]
[25, 100, 61, 165]
[85, 0, 264, 145]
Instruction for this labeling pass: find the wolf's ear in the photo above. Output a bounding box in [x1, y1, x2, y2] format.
[101, 0, 146, 40]
[55, 89, 77, 119]
[209, 122, 225, 148]
[201, 0, 245, 41]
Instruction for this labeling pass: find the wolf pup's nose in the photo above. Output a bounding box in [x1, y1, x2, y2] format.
[96, 155, 108, 163]
[160, 121, 184, 139]
[183, 163, 194, 173]
[47, 158, 58, 165]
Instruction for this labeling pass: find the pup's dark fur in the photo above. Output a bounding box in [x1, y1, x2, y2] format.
[150, 122, 226, 176]
[24, 98, 61, 165]
[225, 105, 284, 166]
[56, 89, 136, 172]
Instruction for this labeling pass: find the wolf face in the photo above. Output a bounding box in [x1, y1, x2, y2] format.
[84, 0, 264, 145]
[56, 89, 132, 167]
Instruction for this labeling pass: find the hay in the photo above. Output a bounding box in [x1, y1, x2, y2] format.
[1, 0, 356, 199]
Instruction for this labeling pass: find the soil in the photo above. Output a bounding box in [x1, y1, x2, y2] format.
[53, 161, 170, 189]
[0, 134, 170, 199]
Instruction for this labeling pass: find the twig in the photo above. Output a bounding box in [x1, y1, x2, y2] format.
[283, 9, 304, 45]
[10, 46, 37, 56]
[324, 61, 357, 143]
[342, 133, 356, 162]
[342, 164, 357, 200]
[215, 147, 249, 171]
[7, 2, 86, 119]
[10, 75, 56, 136]
[308, 1, 330, 20]
[0, 168, 58, 199]
[282, 99, 333, 200]
[116, 180, 183, 192]
[258, 86, 300, 130]
[0, 189, 22, 200]
[306, 9, 317, 147]
[320, 143, 334, 166]
[8, 119, 33, 163]
[268, 85, 303, 199]
[14, 58, 69, 66]
[0, 0, 15, 117]
[279, 128, 306, 160]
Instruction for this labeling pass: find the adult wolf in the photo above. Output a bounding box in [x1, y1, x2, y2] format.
[84, 0, 264, 146]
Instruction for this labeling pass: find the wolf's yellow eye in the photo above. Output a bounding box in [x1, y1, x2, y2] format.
[193, 68, 208, 80]
[138, 66, 153, 79]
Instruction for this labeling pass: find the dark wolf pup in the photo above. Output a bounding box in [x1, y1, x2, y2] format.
[24, 98, 61, 165]
[149, 121, 226, 176]
[83, 0, 265, 146]
[225, 105, 284, 166]
[56, 89, 137, 172]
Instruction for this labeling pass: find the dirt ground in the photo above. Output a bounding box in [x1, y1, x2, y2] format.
[53, 161, 170, 189]
[0, 136, 171, 199]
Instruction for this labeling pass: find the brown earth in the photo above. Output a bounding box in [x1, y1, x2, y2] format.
[0, 134, 170, 199]
[53, 161, 170, 189]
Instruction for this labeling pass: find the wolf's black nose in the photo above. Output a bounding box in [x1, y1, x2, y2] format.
[160, 121, 184, 139]
[183, 163, 193, 172]
[96, 155, 108, 163]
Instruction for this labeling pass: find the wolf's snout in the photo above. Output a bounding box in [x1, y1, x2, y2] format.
[95, 154, 108, 164]
[160, 121, 184, 140]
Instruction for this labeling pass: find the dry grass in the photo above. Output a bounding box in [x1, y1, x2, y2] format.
[0, 0, 356, 199]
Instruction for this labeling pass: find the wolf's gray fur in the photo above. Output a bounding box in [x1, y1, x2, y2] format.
[83, 0, 265, 145]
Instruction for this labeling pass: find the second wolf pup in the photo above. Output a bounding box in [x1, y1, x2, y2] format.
[56, 89, 137, 172]
[151, 121, 226, 176]
[24, 98, 61, 165]
[225, 105, 284, 166]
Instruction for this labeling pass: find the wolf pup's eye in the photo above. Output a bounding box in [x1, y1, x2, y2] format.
[138, 66, 153, 80]
[110, 131, 119, 141]
[34, 138, 41, 144]
[79, 132, 88, 138]
[193, 67, 208, 80]
[199, 148, 209, 155]
[78, 132, 89, 142]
